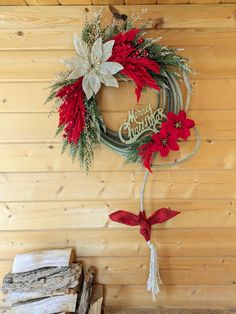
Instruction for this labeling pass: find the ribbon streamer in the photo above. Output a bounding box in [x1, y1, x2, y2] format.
[109, 207, 179, 299]
[109, 208, 180, 242]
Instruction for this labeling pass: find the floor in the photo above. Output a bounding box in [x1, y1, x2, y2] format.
[104, 307, 229, 314]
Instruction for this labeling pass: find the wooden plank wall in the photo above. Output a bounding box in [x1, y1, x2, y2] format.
[0, 4, 236, 310]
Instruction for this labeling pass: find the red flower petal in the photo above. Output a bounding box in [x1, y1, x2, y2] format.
[160, 145, 169, 157]
[138, 142, 154, 172]
[179, 127, 190, 140]
[178, 110, 186, 121]
[184, 118, 195, 129]
[167, 111, 177, 121]
[168, 138, 179, 151]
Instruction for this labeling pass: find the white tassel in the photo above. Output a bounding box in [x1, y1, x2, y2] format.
[147, 241, 162, 301]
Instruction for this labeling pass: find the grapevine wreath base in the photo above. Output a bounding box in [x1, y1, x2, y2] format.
[47, 10, 200, 300]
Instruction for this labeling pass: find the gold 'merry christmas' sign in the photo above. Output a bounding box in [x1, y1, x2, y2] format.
[119, 105, 166, 144]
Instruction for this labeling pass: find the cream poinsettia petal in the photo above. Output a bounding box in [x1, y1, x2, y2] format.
[101, 40, 115, 62]
[61, 57, 78, 69]
[63, 58, 90, 80]
[100, 62, 123, 75]
[82, 74, 93, 100]
[68, 68, 84, 80]
[99, 74, 119, 88]
[91, 37, 103, 65]
[88, 71, 101, 94]
[73, 33, 89, 60]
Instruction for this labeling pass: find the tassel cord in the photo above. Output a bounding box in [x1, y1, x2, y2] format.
[147, 240, 161, 301]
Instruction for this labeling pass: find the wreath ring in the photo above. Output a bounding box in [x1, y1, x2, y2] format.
[46, 13, 199, 172]
[101, 70, 200, 168]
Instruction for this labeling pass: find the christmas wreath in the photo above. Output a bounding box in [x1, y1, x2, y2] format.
[46, 11, 195, 173]
[46, 11, 200, 300]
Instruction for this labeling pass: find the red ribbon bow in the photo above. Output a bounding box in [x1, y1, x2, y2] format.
[109, 208, 180, 242]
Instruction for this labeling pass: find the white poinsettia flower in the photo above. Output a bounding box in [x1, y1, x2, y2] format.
[62, 34, 124, 100]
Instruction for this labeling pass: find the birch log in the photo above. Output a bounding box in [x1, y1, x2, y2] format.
[8, 294, 77, 314]
[76, 266, 95, 314]
[88, 284, 103, 314]
[12, 248, 74, 273]
[2, 263, 83, 305]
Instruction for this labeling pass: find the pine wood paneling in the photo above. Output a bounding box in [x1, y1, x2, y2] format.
[0, 0, 232, 3]
[25, 0, 60, 4]
[1, 6, 236, 30]
[105, 285, 236, 307]
[0, 229, 236, 259]
[0, 79, 236, 112]
[0, 199, 234, 230]
[0, 285, 234, 309]
[0, 140, 234, 172]
[1, 48, 236, 81]
[2, 29, 236, 50]
[1, 170, 236, 201]
[1, 256, 236, 285]
[0, 4, 236, 309]
[59, 0, 92, 3]
[0, 111, 234, 142]
[0, 0, 27, 4]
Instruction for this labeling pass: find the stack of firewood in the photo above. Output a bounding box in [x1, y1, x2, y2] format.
[1, 248, 103, 314]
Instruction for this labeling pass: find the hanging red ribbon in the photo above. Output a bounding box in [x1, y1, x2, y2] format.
[109, 208, 180, 242]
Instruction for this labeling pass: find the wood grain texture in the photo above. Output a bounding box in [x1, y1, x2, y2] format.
[0, 140, 235, 172]
[1, 170, 236, 201]
[3, 263, 82, 300]
[12, 248, 74, 272]
[0, 79, 236, 112]
[77, 266, 95, 314]
[0, 229, 236, 259]
[25, 0, 60, 4]
[8, 294, 77, 314]
[0, 199, 235, 231]
[0, 3, 235, 309]
[104, 285, 236, 307]
[58, 0, 92, 4]
[0, 0, 27, 4]
[3, 256, 236, 286]
[104, 308, 226, 314]
[2, 29, 236, 50]
[1, 47, 236, 81]
[88, 284, 103, 314]
[0, 0, 232, 3]
[0, 110, 235, 142]
[1, 5, 236, 30]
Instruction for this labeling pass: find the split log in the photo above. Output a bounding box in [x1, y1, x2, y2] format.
[12, 248, 74, 273]
[88, 284, 103, 314]
[8, 294, 77, 314]
[5, 291, 64, 307]
[76, 266, 95, 314]
[2, 263, 83, 305]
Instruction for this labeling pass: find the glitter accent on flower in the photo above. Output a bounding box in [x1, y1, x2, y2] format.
[63, 34, 124, 100]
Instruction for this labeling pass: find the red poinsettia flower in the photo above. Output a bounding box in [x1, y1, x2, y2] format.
[138, 142, 154, 173]
[163, 110, 195, 140]
[152, 129, 179, 157]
